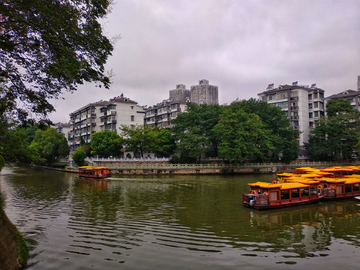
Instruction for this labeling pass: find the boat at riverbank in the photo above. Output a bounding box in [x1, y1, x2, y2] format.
[243, 181, 323, 210]
[77, 166, 112, 178]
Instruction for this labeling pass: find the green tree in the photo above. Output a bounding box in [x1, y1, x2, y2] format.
[0, 126, 33, 164]
[213, 107, 274, 163]
[120, 125, 159, 158]
[305, 99, 360, 161]
[91, 130, 122, 157]
[29, 128, 70, 166]
[229, 99, 300, 162]
[1, 0, 113, 124]
[155, 129, 176, 157]
[78, 137, 92, 157]
[72, 150, 87, 166]
[171, 103, 223, 160]
[326, 99, 359, 118]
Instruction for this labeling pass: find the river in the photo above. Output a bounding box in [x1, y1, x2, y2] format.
[1, 165, 360, 269]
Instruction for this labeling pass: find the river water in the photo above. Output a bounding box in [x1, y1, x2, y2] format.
[1, 166, 360, 270]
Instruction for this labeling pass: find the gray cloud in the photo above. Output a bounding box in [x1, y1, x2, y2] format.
[50, 0, 360, 123]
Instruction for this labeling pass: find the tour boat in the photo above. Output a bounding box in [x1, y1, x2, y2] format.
[243, 181, 323, 210]
[78, 166, 112, 178]
[318, 177, 360, 200]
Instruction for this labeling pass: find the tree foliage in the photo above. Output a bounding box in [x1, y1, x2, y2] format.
[305, 99, 360, 161]
[72, 150, 86, 166]
[0, 0, 113, 124]
[120, 125, 160, 158]
[155, 129, 176, 157]
[229, 99, 300, 162]
[213, 107, 274, 163]
[171, 103, 223, 160]
[91, 130, 122, 157]
[0, 126, 33, 164]
[29, 128, 69, 166]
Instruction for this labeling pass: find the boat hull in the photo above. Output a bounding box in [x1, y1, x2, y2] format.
[243, 197, 322, 210]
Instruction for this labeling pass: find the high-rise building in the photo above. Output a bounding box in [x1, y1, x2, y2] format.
[190, 79, 218, 105]
[258, 82, 325, 158]
[169, 84, 190, 101]
[357, 75, 360, 91]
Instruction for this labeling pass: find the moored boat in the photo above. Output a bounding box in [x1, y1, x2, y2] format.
[318, 177, 360, 200]
[242, 181, 323, 210]
[78, 166, 112, 178]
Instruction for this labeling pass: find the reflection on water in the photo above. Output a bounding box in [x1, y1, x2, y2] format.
[1, 166, 360, 269]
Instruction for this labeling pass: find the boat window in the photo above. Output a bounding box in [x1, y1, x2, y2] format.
[310, 187, 317, 195]
[281, 190, 290, 200]
[301, 187, 309, 197]
[336, 186, 343, 194]
[269, 191, 278, 201]
[345, 184, 352, 193]
[291, 189, 300, 198]
[354, 184, 360, 192]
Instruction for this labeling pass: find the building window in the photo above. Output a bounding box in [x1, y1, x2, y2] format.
[320, 92, 324, 99]
[314, 111, 319, 117]
[131, 115, 134, 121]
[313, 93, 318, 99]
[309, 103, 313, 109]
[308, 94, 312, 100]
[314, 102, 318, 108]
[131, 106, 134, 110]
[309, 112, 313, 118]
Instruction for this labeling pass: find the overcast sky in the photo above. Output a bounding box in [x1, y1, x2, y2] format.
[50, 0, 360, 123]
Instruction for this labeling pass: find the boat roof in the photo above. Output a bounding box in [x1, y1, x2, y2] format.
[94, 167, 109, 169]
[78, 166, 95, 170]
[285, 178, 320, 185]
[344, 178, 360, 184]
[248, 182, 309, 190]
[319, 178, 346, 183]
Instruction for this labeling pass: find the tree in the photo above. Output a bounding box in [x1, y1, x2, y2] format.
[78, 137, 92, 157]
[91, 130, 122, 157]
[305, 99, 360, 161]
[326, 99, 360, 118]
[229, 99, 300, 162]
[29, 128, 70, 166]
[171, 103, 223, 160]
[120, 125, 159, 158]
[155, 129, 176, 157]
[0, 0, 114, 124]
[213, 107, 274, 163]
[72, 150, 87, 166]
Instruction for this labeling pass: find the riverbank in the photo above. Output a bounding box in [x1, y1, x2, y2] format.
[0, 207, 28, 270]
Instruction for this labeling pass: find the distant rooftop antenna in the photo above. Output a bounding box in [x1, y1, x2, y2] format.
[266, 83, 274, 90]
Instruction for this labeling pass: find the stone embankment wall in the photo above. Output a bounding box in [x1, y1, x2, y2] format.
[0, 208, 22, 270]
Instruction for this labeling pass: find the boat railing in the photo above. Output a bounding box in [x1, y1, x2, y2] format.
[255, 194, 269, 206]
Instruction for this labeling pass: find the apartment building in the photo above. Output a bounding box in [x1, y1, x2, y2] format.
[144, 99, 189, 128]
[258, 82, 325, 156]
[190, 79, 219, 105]
[68, 96, 145, 151]
[54, 122, 72, 146]
[325, 90, 360, 112]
